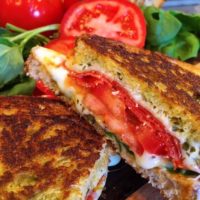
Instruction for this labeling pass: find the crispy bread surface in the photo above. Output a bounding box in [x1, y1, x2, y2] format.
[0, 96, 72, 116]
[0, 96, 108, 200]
[73, 34, 200, 142]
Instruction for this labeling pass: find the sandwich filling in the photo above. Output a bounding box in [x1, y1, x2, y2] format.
[30, 47, 200, 173]
[67, 69, 183, 168]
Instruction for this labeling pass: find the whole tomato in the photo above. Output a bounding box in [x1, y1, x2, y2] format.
[0, 0, 65, 29]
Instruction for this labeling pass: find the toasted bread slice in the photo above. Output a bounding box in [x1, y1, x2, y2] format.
[0, 96, 108, 200]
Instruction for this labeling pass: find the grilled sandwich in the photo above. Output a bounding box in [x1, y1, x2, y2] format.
[26, 34, 200, 200]
[0, 96, 109, 200]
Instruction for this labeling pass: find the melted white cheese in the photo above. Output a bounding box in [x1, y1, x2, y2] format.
[135, 152, 166, 169]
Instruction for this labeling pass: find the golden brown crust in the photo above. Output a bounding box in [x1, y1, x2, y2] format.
[0, 96, 73, 116]
[0, 96, 106, 199]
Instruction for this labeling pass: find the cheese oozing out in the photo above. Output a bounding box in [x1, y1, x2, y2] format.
[32, 47, 200, 173]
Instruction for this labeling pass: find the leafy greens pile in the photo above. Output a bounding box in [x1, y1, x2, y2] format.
[143, 6, 200, 61]
[0, 24, 59, 96]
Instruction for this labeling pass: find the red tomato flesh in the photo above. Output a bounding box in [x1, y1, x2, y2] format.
[60, 0, 146, 48]
[33, 80, 56, 99]
[68, 70, 183, 167]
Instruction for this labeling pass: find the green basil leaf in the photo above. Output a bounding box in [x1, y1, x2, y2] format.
[0, 76, 35, 96]
[0, 44, 24, 88]
[143, 6, 182, 46]
[159, 31, 199, 61]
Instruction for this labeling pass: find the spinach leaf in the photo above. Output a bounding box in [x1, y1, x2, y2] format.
[0, 76, 35, 96]
[105, 131, 134, 156]
[0, 24, 59, 94]
[166, 165, 198, 176]
[0, 44, 23, 88]
[143, 6, 182, 46]
[170, 10, 200, 34]
[0, 38, 16, 47]
[22, 36, 45, 60]
[143, 6, 200, 61]
[159, 31, 199, 61]
[0, 27, 15, 37]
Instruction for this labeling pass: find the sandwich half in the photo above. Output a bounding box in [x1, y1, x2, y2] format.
[26, 35, 200, 200]
[0, 96, 109, 200]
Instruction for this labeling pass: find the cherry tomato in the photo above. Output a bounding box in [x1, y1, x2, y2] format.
[0, 0, 65, 29]
[63, 0, 81, 10]
[60, 0, 146, 48]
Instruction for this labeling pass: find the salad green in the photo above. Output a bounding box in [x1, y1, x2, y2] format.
[0, 75, 35, 96]
[143, 6, 200, 61]
[0, 23, 59, 96]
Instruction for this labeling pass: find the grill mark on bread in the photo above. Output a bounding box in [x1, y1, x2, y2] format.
[0, 115, 101, 166]
[0, 96, 73, 116]
[80, 34, 200, 119]
[0, 96, 105, 199]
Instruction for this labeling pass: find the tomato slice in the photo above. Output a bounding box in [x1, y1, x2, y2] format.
[60, 0, 146, 48]
[69, 70, 183, 167]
